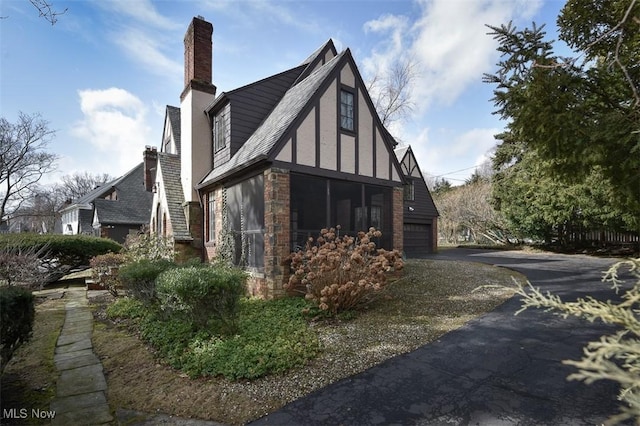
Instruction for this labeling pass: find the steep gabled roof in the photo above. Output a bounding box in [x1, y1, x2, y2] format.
[59, 164, 138, 213]
[165, 105, 181, 155]
[92, 163, 152, 225]
[157, 153, 192, 241]
[295, 39, 338, 84]
[198, 50, 347, 187]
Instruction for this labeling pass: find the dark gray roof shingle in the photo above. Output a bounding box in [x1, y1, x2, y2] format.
[198, 50, 346, 187]
[158, 153, 192, 241]
[166, 105, 181, 155]
[92, 163, 153, 225]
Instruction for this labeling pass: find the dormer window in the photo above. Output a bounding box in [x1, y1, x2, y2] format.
[340, 89, 355, 132]
[214, 113, 226, 152]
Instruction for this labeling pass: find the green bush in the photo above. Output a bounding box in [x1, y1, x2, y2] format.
[0, 234, 122, 281]
[0, 286, 35, 373]
[118, 259, 175, 304]
[157, 266, 246, 333]
[180, 297, 320, 380]
[106, 297, 147, 321]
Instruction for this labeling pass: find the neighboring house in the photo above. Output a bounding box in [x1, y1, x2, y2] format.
[59, 162, 153, 244]
[395, 145, 439, 255]
[150, 16, 438, 297]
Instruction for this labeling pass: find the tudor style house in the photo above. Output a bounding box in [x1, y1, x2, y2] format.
[150, 16, 438, 297]
[60, 162, 153, 243]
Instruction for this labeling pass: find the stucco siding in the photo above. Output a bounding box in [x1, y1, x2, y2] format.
[375, 128, 389, 179]
[275, 138, 292, 162]
[340, 134, 356, 174]
[358, 91, 374, 177]
[319, 81, 337, 170]
[340, 63, 355, 88]
[297, 108, 316, 167]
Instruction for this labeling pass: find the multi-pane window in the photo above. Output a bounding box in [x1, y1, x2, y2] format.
[404, 179, 415, 201]
[207, 191, 215, 243]
[340, 89, 355, 131]
[214, 113, 226, 152]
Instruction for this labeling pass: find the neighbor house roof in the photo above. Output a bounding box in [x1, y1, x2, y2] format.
[91, 163, 153, 226]
[198, 49, 347, 187]
[157, 153, 192, 241]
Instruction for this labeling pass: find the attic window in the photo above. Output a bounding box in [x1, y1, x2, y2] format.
[214, 113, 226, 152]
[340, 89, 355, 132]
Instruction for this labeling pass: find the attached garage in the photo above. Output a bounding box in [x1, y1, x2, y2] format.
[404, 223, 433, 256]
[395, 146, 439, 256]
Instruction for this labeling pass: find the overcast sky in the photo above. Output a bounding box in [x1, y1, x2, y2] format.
[1, 0, 569, 186]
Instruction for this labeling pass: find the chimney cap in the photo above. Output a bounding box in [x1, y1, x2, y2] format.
[196, 15, 205, 20]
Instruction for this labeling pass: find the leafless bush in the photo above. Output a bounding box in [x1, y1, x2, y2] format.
[286, 227, 403, 315]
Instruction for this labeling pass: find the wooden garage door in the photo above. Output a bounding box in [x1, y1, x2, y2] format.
[404, 223, 432, 255]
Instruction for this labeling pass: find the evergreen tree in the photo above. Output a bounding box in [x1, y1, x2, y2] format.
[485, 0, 639, 236]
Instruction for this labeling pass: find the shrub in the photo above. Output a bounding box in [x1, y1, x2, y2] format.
[90, 252, 127, 297]
[0, 243, 50, 288]
[123, 229, 174, 263]
[157, 266, 246, 333]
[286, 227, 403, 315]
[0, 234, 122, 282]
[118, 259, 175, 304]
[106, 297, 147, 321]
[0, 286, 35, 373]
[182, 297, 320, 380]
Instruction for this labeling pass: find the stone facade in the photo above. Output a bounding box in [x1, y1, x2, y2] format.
[263, 167, 290, 299]
[393, 187, 404, 253]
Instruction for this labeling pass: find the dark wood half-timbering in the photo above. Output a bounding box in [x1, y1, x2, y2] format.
[151, 17, 440, 298]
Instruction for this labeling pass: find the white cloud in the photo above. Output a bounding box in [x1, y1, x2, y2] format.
[362, 0, 543, 115]
[409, 127, 499, 184]
[113, 27, 182, 79]
[71, 88, 152, 176]
[97, 0, 180, 30]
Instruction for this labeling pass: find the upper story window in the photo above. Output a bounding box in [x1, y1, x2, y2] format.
[340, 89, 355, 132]
[404, 179, 415, 201]
[214, 113, 226, 152]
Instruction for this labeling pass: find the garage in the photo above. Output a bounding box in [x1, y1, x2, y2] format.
[403, 223, 433, 256]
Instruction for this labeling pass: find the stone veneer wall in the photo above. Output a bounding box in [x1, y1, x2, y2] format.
[263, 167, 290, 299]
[393, 187, 404, 253]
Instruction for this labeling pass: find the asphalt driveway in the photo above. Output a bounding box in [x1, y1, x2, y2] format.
[251, 248, 632, 425]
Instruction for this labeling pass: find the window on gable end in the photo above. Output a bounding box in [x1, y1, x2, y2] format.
[214, 113, 227, 152]
[340, 89, 355, 132]
[404, 179, 415, 201]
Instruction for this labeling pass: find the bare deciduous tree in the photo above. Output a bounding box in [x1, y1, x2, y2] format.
[434, 181, 510, 245]
[56, 171, 114, 202]
[28, 0, 67, 25]
[0, 112, 58, 223]
[367, 57, 418, 127]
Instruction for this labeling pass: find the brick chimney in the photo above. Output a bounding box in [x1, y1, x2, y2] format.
[181, 16, 216, 100]
[143, 146, 158, 192]
[180, 16, 215, 203]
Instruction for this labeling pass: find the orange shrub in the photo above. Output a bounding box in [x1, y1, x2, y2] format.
[286, 227, 403, 315]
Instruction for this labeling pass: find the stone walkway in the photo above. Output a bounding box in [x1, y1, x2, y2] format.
[50, 285, 113, 425]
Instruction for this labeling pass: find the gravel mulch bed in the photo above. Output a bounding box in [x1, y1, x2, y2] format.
[90, 259, 519, 425]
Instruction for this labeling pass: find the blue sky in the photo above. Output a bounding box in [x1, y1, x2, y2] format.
[1, 0, 568, 186]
